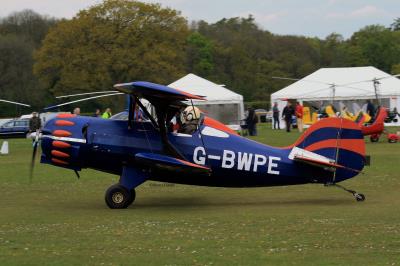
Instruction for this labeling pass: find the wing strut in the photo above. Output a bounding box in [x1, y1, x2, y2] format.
[155, 104, 186, 160]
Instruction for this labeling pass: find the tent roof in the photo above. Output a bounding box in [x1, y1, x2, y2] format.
[271, 66, 400, 101]
[169, 73, 243, 103]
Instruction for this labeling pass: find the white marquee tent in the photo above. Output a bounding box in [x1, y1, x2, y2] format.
[169, 73, 245, 126]
[271, 66, 400, 126]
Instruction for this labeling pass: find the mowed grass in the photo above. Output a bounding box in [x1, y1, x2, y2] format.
[0, 124, 399, 265]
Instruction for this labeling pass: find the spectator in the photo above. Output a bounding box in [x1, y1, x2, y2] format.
[272, 102, 280, 130]
[102, 108, 112, 119]
[282, 102, 294, 132]
[29, 112, 41, 133]
[133, 104, 143, 121]
[295, 101, 304, 133]
[170, 111, 182, 133]
[92, 109, 101, 117]
[246, 107, 258, 136]
[73, 107, 81, 115]
[366, 100, 375, 118]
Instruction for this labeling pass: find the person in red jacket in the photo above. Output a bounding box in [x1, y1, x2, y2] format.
[295, 101, 304, 133]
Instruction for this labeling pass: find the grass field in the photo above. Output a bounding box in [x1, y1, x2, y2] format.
[0, 124, 399, 265]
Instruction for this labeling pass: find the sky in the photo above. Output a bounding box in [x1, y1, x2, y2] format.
[0, 0, 399, 39]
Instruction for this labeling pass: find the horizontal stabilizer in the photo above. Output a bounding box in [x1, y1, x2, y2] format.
[293, 155, 344, 172]
[289, 147, 359, 173]
[135, 153, 211, 175]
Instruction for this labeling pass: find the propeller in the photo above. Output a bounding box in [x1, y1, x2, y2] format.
[45, 92, 124, 110]
[0, 99, 31, 107]
[28, 91, 125, 181]
[55, 91, 118, 99]
[29, 130, 41, 182]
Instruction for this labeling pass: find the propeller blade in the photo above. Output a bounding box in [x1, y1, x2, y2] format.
[29, 139, 39, 183]
[45, 92, 124, 110]
[0, 99, 31, 107]
[55, 91, 118, 99]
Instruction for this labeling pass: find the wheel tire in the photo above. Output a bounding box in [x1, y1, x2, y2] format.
[126, 189, 136, 206]
[370, 136, 379, 142]
[105, 184, 131, 209]
[355, 193, 365, 202]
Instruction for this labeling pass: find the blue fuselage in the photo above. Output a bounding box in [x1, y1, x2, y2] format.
[41, 117, 334, 187]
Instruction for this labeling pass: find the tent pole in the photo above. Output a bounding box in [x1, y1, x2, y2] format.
[373, 78, 380, 104]
[331, 84, 336, 104]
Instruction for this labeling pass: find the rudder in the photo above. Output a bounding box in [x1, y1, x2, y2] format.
[292, 118, 365, 182]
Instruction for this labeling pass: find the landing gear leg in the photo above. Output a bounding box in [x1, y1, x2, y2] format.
[327, 183, 365, 202]
[104, 166, 147, 209]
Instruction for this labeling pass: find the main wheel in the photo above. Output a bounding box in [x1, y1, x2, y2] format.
[105, 184, 132, 209]
[354, 193, 365, 202]
[126, 189, 136, 206]
[370, 136, 379, 142]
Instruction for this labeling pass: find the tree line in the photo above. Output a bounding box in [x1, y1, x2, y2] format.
[1, 0, 400, 116]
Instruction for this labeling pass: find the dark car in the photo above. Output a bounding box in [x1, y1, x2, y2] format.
[0, 119, 30, 138]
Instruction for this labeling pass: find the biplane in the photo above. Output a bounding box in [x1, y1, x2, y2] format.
[31, 81, 367, 208]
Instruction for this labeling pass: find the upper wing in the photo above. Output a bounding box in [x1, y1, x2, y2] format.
[135, 152, 211, 175]
[114, 81, 205, 101]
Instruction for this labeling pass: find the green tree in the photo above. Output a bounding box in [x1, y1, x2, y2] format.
[391, 64, 400, 74]
[186, 31, 214, 76]
[272, 35, 320, 78]
[0, 9, 57, 47]
[390, 18, 400, 31]
[34, 0, 189, 103]
[0, 10, 55, 115]
[348, 25, 400, 72]
[195, 16, 279, 101]
[319, 33, 347, 66]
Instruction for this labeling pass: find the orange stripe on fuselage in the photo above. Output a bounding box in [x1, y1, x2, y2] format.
[291, 118, 361, 147]
[203, 117, 238, 135]
[51, 150, 70, 159]
[52, 141, 71, 149]
[56, 113, 76, 119]
[176, 159, 210, 170]
[305, 139, 365, 156]
[52, 130, 72, 137]
[51, 158, 69, 165]
[275, 118, 362, 150]
[55, 120, 75, 126]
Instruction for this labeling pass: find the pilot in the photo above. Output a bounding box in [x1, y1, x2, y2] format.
[179, 106, 201, 134]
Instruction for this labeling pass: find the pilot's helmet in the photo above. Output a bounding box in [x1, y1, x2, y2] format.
[181, 106, 201, 124]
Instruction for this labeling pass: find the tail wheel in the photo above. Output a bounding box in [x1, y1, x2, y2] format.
[105, 184, 133, 209]
[354, 193, 365, 202]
